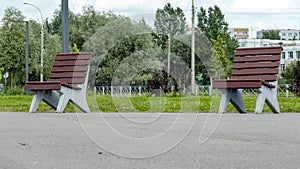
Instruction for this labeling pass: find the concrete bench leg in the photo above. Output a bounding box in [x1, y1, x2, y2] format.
[255, 82, 280, 114]
[57, 87, 90, 113]
[29, 91, 43, 113]
[218, 89, 246, 114]
[29, 91, 59, 113]
[72, 96, 90, 113]
[56, 94, 70, 113]
[42, 91, 59, 110]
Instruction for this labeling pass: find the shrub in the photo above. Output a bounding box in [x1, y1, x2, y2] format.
[5, 87, 25, 95]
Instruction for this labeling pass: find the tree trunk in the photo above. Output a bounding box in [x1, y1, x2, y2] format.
[10, 71, 14, 89]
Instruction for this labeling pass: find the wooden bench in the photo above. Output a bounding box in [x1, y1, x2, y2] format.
[213, 46, 282, 114]
[24, 52, 93, 113]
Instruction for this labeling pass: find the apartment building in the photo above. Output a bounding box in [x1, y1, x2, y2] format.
[229, 28, 249, 39]
[256, 29, 300, 40]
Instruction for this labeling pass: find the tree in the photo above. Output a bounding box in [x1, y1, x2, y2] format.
[197, 5, 239, 63]
[46, 5, 119, 51]
[262, 30, 280, 40]
[281, 60, 297, 84]
[292, 61, 300, 96]
[154, 3, 187, 49]
[282, 61, 300, 96]
[82, 17, 155, 86]
[0, 7, 28, 88]
[210, 35, 230, 79]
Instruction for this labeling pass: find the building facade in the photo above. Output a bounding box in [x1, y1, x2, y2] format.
[256, 29, 300, 40]
[229, 28, 249, 39]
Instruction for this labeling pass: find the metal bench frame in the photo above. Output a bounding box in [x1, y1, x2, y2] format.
[24, 52, 93, 113]
[213, 47, 282, 114]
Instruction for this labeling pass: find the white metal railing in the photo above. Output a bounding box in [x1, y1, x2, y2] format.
[93, 84, 295, 97]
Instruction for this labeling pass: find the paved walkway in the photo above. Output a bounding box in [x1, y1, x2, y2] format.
[0, 112, 300, 169]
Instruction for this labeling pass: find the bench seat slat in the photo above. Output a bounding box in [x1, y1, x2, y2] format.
[53, 60, 90, 67]
[235, 47, 283, 56]
[230, 75, 278, 81]
[232, 68, 278, 76]
[233, 62, 280, 69]
[49, 72, 87, 79]
[51, 66, 88, 73]
[55, 53, 93, 61]
[213, 79, 275, 89]
[213, 79, 262, 89]
[48, 78, 85, 84]
[233, 55, 280, 63]
[24, 81, 62, 90]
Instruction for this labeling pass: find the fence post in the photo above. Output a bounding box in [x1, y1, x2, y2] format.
[195, 84, 198, 96]
[94, 86, 96, 95]
[111, 86, 113, 96]
[102, 86, 104, 96]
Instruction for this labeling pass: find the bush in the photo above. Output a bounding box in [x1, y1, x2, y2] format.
[5, 87, 25, 95]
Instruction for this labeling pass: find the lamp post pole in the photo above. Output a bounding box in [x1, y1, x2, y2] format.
[62, 0, 69, 53]
[24, 2, 44, 82]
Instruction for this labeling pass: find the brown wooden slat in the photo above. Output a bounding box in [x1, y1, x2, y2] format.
[24, 81, 61, 90]
[233, 62, 280, 69]
[53, 60, 90, 67]
[233, 55, 280, 63]
[230, 75, 278, 81]
[49, 78, 85, 84]
[235, 47, 282, 56]
[55, 53, 93, 61]
[51, 66, 88, 73]
[60, 82, 81, 90]
[232, 68, 278, 76]
[213, 79, 262, 89]
[49, 72, 87, 79]
[262, 81, 275, 88]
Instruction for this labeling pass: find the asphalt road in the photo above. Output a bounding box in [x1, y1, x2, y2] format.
[0, 112, 299, 169]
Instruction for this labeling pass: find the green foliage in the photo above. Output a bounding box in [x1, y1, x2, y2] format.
[0, 7, 27, 87]
[5, 87, 25, 95]
[289, 61, 300, 96]
[210, 36, 231, 78]
[262, 30, 280, 40]
[72, 43, 80, 52]
[154, 3, 187, 49]
[83, 17, 155, 86]
[281, 61, 297, 84]
[197, 5, 239, 62]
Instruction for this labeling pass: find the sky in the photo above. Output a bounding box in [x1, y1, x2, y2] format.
[1, 0, 300, 34]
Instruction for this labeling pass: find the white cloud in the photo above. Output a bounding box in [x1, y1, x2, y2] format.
[94, 0, 190, 14]
[252, 22, 266, 30]
[69, 0, 89, 14]
[229, 0, 292, 11]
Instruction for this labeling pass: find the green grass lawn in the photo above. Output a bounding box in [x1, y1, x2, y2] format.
[0, 95, 300, 113]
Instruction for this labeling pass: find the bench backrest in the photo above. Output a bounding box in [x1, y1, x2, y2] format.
[231, 46, 282, 81]
[49, 52, 93, 85]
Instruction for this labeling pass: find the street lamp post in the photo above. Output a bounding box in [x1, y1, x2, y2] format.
[62, 0, 69, 53]
[24, 2, 44, 82]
